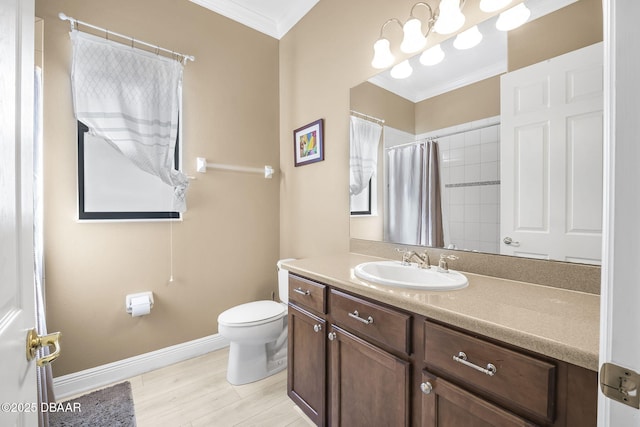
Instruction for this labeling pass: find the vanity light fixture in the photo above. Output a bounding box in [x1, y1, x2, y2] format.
[419, 43, 445, 66]
[453, 25, 483, 49]
[479, 0, 513, 13]
[496, 3, 531, 31]
[433, 0, 466, 35]
[390, 60, 413, 79]
[372, 2, 439, 69]
[400, 2, 437, 54]
[371, 18, 401, 69]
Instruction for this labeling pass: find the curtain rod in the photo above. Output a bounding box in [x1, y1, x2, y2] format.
[350, 110, 385, 125]
[58, 12, 195, 64]
[386, 120, 500, 151]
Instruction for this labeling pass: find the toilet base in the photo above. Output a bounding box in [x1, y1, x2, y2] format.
[226, 339, 287, 385]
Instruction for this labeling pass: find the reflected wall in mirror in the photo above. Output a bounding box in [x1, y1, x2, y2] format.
[349, 0, 603, 264]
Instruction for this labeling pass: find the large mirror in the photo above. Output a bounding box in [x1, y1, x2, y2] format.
[350, 0, 603, 264]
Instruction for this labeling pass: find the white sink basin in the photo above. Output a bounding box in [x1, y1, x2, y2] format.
[354, 261, 468, 291]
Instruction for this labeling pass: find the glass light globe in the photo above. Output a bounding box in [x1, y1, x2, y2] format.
[390, 60, 413, 79]
[419, 44, 445, 66]
[496, 3, 531, 31]
[453, 25, 483, 50]
[401, 18, 427, 53]
[371, 38, 394, 69]
[434, 0, 465, 35]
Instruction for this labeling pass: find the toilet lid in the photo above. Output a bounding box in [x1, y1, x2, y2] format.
[218, 300, 286, 326]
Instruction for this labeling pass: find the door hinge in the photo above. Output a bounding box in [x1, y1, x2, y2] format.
[600, 363, 640, 409]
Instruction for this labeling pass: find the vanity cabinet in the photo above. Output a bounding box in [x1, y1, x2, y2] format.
[420, 371, 535, 427]
[327, 325, 410, 426]
[287, 275, 327, 426]
[288, 305, 326, 426]
[287, 273, 598, 427]
[288, 275, 412, 427]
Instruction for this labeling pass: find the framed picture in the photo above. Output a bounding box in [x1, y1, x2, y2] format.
[294, 118, 324, 167]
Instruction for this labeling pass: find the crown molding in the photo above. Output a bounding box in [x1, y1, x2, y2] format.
[189, 0, 318, 39]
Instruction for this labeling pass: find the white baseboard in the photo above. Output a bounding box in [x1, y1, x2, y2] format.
[53, 334, 229, 400]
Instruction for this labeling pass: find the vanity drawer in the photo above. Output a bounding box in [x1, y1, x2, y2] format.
[329, 290, 411, 354]
[424, 321, 556, 422]
[288, 274, 326, 314]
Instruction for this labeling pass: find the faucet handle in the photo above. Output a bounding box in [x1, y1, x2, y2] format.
[395, 248, 413, 263]
[438, 254, 459, 273]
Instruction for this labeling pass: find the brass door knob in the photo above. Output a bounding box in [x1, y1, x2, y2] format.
[26, 328, 61, 366]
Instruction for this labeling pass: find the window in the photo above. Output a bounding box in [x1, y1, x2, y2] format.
[77, 121, 181, 220]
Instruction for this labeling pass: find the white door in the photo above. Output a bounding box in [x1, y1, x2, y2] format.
[500, 43, 603, 264]
[598, 1, 640, 425]
[0, 0, 37, 425]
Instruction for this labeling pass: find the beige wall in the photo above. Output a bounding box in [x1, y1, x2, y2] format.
[415, 75, 501, 133]
[37, 0, 280, 376]
[350, 82, 415, 134]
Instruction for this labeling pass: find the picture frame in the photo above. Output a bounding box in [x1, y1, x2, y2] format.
[293, 118, 324, 167]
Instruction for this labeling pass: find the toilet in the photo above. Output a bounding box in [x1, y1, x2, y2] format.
[217, 259, 295, 385]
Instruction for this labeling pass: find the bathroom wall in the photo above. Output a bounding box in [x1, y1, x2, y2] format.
[279, 0, 602, 259]
[36, 0, 280, 376]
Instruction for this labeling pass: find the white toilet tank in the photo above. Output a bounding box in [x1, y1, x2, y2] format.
[277, 258, 295, 304]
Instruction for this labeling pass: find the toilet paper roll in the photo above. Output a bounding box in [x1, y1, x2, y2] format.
[130, 296, 151, 317]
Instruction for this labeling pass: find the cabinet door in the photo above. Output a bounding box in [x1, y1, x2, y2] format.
[328, 325, 410, 427]
[288, 305, 326, 426]
[420, 371, 537, 427]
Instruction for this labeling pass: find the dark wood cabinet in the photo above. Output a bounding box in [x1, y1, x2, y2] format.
[328, 325, 410, 427]
[420, 371, 536, 427]
[286, 273, 598, 427]
[287, 305, 326, 426]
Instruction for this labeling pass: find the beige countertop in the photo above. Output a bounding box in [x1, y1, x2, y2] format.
[282, 253, 600, 372]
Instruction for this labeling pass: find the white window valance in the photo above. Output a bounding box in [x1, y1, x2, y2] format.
[70, 30, 188, 212]
[349, 116, 383, 196]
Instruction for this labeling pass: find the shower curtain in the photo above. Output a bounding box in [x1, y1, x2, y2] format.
[70, 30, 188, 211]
[350, 116, 383, 196]
[386, 140, 444, 247]
[35, 67, 54, 427]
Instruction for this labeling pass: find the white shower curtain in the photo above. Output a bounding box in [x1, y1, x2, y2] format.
[350, 116, 383, 196]
[386, 140, 444, 247]
[35, 67, 54, 427]
[70, 30, 188, 211]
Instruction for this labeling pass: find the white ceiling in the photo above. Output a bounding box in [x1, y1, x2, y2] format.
[189, 0, 319, 39]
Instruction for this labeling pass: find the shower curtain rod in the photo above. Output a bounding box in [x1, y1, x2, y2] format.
[350, 110, 385, 125]
[385, 120, 500, 151]
[58, 12, 195, 64]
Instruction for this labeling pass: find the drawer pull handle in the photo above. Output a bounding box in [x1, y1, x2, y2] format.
[313, 324, 322, 333]
[453, 351, 497, 377]
[348, 310, 374, 325]
[328, 332, 337, 341]
[293, 287, 310, 296]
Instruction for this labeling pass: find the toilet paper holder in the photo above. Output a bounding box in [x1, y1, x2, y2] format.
[125, 292, 154, 315]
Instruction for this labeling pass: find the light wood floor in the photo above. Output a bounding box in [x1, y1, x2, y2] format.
[124, 348, 313, 427]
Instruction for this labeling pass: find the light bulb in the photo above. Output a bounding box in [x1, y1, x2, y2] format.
[434, 0, 465, 35]
[496, 3, 531, 31]
[390, 60, 413, 79]
[479, 0, 513, 13]
[419, 44, 445, 66]
[453, 25, 483, 50]
[400, 18, 427, 53]
[371, 38, 395, 69]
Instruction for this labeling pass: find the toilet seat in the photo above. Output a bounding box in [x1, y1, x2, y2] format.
[218, 300, 286, 327]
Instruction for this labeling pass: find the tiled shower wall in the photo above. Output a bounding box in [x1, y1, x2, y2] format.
[423, 117, 501, 253]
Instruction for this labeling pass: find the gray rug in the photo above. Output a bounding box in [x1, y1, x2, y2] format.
[49, 381, 136, 427]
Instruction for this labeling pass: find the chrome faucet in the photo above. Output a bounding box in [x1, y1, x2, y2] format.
[397, 248, 431, 269]
[438, 254, 459, 273]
